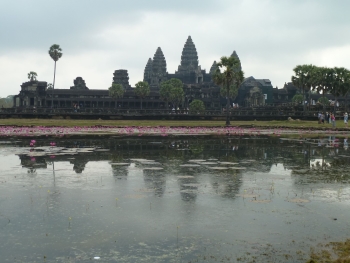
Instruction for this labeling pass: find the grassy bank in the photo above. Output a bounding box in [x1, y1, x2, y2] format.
[0, 118, 349, 129]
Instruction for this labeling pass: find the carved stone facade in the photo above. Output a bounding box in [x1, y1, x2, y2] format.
[235, 77, 273, 107]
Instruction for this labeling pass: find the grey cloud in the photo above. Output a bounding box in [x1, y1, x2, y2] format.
[0, 0, 225, 53]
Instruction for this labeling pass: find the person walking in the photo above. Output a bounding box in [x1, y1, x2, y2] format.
[344, 112, 348, 128]
[331, 113, 336, 128]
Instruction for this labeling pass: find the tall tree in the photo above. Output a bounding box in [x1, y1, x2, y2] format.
[312, 67, 332, 111]
[291, 64, 315, 112]
[135, 81, 150, 109]
[48, 44, 63, 107]
[169, 86, 184, 111]
[160, 78, 183, 110]
[331, 67, 349, 112]
[212, 56, 244, 126]
[338, 69, 350, 112]
[109, 83, 125, 108]
[27, 71, 37, 81]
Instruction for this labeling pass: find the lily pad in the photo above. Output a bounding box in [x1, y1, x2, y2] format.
[143, 167, 163, 170]
[229, 167, 246, 170]
[219, 162, 239, 165]
[250, 199, 271, 203]
[180, 164, 201, 167]
[289, 198, 310, 203]
[208, 167, 229, 170]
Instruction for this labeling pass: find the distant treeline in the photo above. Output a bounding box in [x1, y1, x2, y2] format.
[0, 96, 14, 108]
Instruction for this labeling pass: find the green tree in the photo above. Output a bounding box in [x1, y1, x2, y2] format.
[330, 67, 349, 112]
[160, 78, 183, 110]
[169, 86, 184, 111]
[317, 97, 329, 106]
[311, 67, 332, 111]
[220, 84, 239, 98]
[212, 56, 244, 126]
[135, 81, 150, 109]
[292, 94, 303, 104]
[0, 95, 14, 108]
[27, 71, 37, 81]
[48, 44, 63, 107]
[337, 69, 350, 111]
[291, 64, 315, 112]
[189, 99, 205, 114]
[109, 83, 124, 108]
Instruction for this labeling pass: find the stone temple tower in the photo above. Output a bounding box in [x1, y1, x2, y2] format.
[175, 36, 203, 84]
[231, 51, 242, 72]
[150, 47, 167, 89]
[209, 61, 218, 75]
[113, 69, 131, 89]
[143, 58, 153, 84]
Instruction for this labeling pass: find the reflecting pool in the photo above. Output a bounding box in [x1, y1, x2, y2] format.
[1, 136, 350, 262]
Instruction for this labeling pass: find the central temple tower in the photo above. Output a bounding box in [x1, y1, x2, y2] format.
[174, 36, 203, 84]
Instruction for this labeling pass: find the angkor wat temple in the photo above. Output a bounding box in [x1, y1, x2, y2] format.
[14, 36, 298, 110]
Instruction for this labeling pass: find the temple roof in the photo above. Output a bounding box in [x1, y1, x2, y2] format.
[152, 47, 167, 75]
[179, 36, 199, 71]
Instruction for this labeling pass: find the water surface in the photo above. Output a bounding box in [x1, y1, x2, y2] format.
[1, 136, 350, 262]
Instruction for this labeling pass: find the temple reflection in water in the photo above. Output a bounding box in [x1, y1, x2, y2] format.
[15, 136, 350, 199]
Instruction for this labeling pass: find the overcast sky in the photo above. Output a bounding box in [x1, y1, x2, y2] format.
[0, 0, 349, 97]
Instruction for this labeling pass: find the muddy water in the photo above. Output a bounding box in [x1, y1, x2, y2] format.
[0, 137, 350, 262]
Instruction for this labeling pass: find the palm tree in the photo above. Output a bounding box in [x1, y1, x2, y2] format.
[27, 71, 38, 81]
[135, 81, 150, 109]
[48, 44, 63, 107]
[212, 56, 244, 126]
[108, 83, 124, 108]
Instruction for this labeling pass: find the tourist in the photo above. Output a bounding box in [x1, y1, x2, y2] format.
[344, 138, 348, 150]
[325, 112, 329, 123]
[317, 112, 321, 124]
[344, 112, 348, 127]
[331, 113, 336, 128]
[321, 113, 325, 124]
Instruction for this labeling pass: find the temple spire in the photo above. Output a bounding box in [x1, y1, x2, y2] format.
[150, 47, 167, 88]
[143, 58, 153, 84]
[230, 50, 242, 71]
[178, 36, 199, 72]
[209, 61, 217, 75]
[152, 47, 167, 75]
